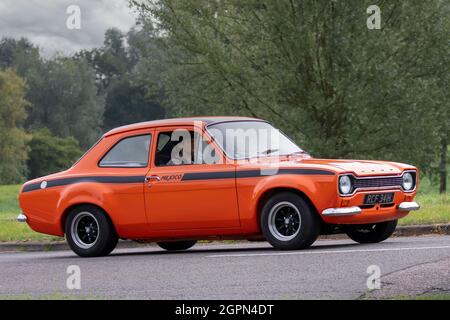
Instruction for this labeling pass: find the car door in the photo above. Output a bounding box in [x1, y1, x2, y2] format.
[144, 125, 240, 230]
[96, 129, 154, 238]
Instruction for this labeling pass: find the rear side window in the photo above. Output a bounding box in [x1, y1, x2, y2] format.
[99, 135, 151, 168]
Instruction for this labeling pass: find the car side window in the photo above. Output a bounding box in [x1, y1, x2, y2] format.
[155, 130, 219, 166]
[195, 134, 219, 165]
[99, 134, 151, 168]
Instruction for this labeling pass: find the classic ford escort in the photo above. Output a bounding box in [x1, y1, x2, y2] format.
[18, 117, 420, 257]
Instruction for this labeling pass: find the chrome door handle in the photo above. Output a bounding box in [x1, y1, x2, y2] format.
[145, 175, 161, 186]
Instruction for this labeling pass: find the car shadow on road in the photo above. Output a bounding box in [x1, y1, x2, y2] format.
[111, 240, 361, 257]
[44, 241, 361, 260]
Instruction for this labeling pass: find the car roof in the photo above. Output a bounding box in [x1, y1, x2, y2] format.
[103, 116, 263, 137]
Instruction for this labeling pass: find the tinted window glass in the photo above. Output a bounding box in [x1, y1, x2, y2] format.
[99, 135, 151, 167]
[207, 121, 302, 160]
[195, 135, 219, 165]
[155, 130, 219, 166]
[155, 131, 194, 166]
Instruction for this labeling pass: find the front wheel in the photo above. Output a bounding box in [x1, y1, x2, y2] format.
[345, 220, 398, 244]
[157, 240, 197, 251]
[261, 192, 320, 250]
[65, 205, 118, 257]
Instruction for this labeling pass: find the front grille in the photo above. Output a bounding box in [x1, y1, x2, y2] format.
[354, 176, 403, 189]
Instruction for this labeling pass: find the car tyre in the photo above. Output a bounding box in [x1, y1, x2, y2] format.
[261, 192, 320, 250]
[65, 205, 118, 257]
[345, 220, 398, 244]
[157, 240, 197, 251]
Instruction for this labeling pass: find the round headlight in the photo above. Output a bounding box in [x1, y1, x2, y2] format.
[402, 172, 414, 191]
[339, 175, 353, 195]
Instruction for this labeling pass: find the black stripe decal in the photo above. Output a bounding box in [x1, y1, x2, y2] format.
[22, 168, 334, 192]
[22, 176, 145, 193]
[181, 168, 334, 181]
[236, 168, 335, 178]
[182, 171, 236, 181]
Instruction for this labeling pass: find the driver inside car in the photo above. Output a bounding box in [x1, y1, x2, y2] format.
[166, 134, 194, 166]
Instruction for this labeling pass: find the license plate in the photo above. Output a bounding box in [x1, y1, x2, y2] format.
[364, 192, 394, 205]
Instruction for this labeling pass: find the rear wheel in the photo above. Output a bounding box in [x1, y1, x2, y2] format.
[157, 240, 197, 251]
[260, 192, 320, 250]
[65, 205, 118, 257]
[345, 220, 398, 244]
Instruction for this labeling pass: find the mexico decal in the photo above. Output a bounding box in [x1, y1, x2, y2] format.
[160, 174, 184, 182]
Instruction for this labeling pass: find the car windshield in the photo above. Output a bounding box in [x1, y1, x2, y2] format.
[207, 121, 304, 160]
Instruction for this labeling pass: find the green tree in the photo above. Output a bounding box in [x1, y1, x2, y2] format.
[0, 69, 29, 184]
[104, 75, 166, 130]
[0, 38, 41, 74]
[134, 0, 449, 180]
[25, 57, 104, 149]
[27, 129, 82, 179]
[76, 28, 132, 91]
[1, 38, 104, 150]
[78, 26, 168, 130]
[434, 2, 450, 193]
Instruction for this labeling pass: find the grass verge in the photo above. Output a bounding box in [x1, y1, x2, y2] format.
[400, 191, 449, 225]
[394, 293, 450, 300]
[0, 185, 60, 242]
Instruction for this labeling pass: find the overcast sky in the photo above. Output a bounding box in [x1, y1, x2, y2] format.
[0, 0, 137, 57]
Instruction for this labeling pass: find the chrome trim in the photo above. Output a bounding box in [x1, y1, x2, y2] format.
[17, 213, 27, 222]
[398, 201, 420, 211]
[70, 211, 100, 249]
[338, 170, 417, 197]
[145, 175, 161, 182]
[268, 201, 301, 241]
[322, 206, 362, 216]
[401, 171, 415, 191]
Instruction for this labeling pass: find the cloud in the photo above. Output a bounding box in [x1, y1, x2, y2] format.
[0, 0, 137, 57]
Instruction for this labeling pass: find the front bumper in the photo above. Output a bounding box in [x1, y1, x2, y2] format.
[322, 206, 362, 216]
[322, 201, 420, 217]
[398, 201, 420, 211]
[17, 213, 27, 222]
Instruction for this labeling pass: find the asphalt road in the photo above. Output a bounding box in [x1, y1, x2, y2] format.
[0, 235, 449, 299]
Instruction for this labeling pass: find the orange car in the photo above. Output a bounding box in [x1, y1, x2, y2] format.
[18, 117, 420, 257]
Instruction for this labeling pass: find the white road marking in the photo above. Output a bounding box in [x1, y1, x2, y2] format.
[207, 245, 450, 258]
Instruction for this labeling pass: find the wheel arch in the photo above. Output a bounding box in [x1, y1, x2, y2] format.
[256, 187, 323, 223]
[60, 203, 116, 235]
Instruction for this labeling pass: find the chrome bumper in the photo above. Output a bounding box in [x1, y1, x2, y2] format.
[322, 201, 420, 217]
[398, 201, 420, 211]
[322, 206, 362, 216]
[17, 213, 27, 222]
